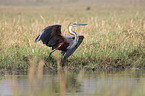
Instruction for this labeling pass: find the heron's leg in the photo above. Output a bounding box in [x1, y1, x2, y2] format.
[61, 56, 68, 67]
[48, 49, 57, 66]
[60, 52, 65, 61]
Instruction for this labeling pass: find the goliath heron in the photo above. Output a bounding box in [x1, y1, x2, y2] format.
[35, 22, 87, 65]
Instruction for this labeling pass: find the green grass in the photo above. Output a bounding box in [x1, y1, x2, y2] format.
[0, 2, 145, 70]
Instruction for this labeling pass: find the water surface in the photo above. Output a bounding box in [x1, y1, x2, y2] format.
[0, 70, 145, 96]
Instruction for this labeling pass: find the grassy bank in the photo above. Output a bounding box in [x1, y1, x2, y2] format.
[0, 2, 145, 71]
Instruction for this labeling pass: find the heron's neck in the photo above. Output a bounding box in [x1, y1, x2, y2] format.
[69, 26, 78, 42]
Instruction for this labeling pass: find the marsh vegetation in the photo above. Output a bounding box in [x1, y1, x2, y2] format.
[0, 0, 145, 70]
[0, 0, 145, 96]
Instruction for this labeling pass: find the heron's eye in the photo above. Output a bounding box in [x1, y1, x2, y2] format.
[73, 24, 77, 27]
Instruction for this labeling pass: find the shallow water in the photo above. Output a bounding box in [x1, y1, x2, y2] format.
[0, 70, 145, 96]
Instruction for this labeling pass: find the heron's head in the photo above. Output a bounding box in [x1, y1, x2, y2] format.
[69, 22, 87, 27]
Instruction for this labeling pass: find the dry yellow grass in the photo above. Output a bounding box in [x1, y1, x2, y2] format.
[0, 2, 145, 70]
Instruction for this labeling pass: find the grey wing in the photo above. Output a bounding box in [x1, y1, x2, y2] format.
[63, 35, 84, 58]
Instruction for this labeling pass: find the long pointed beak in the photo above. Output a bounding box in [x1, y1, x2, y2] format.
[76, 23, 87, 26]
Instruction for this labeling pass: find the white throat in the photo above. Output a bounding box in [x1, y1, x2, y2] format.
[67, 26, 79, 49]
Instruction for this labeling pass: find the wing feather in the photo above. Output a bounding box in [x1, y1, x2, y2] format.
[64, 35, 84, 58]
[35, 24, 69, 51]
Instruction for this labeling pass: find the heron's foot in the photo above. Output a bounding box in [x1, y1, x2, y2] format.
[61, 57, 67, 67]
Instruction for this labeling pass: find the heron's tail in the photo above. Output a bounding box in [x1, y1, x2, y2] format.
[35, 35, 40, 42]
